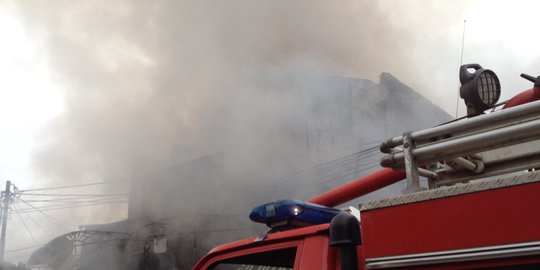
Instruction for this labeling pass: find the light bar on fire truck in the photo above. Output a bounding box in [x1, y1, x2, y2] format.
[249, 199, 342, 229]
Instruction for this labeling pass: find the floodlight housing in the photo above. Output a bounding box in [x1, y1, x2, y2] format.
[459, 63, 501, 117]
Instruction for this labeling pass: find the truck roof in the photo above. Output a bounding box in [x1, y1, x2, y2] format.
[193, 223, 330, 268]
[208, 223, 329, 254]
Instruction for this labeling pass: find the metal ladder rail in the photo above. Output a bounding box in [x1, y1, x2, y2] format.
[380, 100, 540, 153]
[380, 100, 540, 192]
[381, 118, 540, 168]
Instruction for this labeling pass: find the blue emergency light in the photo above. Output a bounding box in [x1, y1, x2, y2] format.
[249, 199, 342, 229]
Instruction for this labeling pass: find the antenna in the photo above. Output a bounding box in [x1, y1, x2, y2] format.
[455, 20, 467, 118]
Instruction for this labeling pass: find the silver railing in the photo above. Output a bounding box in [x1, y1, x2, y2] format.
[380, 100, 540, 192]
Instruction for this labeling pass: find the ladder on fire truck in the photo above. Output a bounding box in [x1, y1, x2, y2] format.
[379, 99, 540, 191]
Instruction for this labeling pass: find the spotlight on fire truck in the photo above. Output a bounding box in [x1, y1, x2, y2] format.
[459, 63, 501, 117]
[249, 199, 342, 229]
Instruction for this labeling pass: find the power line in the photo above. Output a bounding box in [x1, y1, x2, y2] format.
[297, 145, 378, 173]
[20, 192, 130, 197]
[306, 160, 379, 187]
[18, 199, 77, 231]
[13, 199, 128, 214]
[269, 147, 380, 188]
[22, 210, 55, 238]
[319, 164, 380, 185]
[14, 201, 128, 214]
[277, 154, 378, 187]
[284, 163, 381, 199]
[21, 196, 130, 204]
[19, 179, 129, 192]
[18, 197, 129, 207]
[12, 205, 40, 246]
[257, 145, 382, 202]
[4, 245, 41, 254]
[15, 195, 130, 213]
[16, 193, 130, 211]
[271, 145, 379, 185]
[16, 198, 128, 211]
[314, 151, 379, 175]
[310, 145, 379, 170]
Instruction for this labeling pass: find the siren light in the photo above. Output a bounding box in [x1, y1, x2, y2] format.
[249, 199, 342, 229]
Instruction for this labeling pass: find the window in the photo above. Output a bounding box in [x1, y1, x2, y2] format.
[209, 247, 296, 270]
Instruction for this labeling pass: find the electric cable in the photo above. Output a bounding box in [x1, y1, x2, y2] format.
[257, 144, 382, 202]
[12, 204, 40, 245]
[319, 164, 380, 185]
[20, 192, 130, 197]
[282, 163, 381, 199]
[293, 151, 379, 182]
[313, 155, 380, 182]
[271, 145, 379, 185]
[23, 210, 55, 238]
[4, 245, 42, 254]
[274, 155, 378, 189]
[19, 179, 130, 192]
[18, 198, 77, 231]
[22, 196, 130, 204]
[13, 199, 129, 214]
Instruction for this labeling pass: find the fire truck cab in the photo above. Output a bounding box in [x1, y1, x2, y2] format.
[192, 65, 540, 270]
[193, 223, 336, 269]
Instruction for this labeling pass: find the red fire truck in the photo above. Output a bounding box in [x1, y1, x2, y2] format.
[192, 64, 540, 270]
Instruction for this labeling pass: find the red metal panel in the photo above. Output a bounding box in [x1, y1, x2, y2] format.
[192, 224, 331, 269]
[202, 224, 329, 256]
[357, 246, 365, 270]
[298, 235, 338, 270]
[398, 255, 540, 270]
[361, 181, 540, 258]
[193, 240, 303, 270]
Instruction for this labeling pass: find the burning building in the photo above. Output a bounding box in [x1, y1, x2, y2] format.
[28, 72, 450, 269]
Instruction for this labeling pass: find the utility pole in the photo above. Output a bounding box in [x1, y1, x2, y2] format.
[0, 180, 11, 267]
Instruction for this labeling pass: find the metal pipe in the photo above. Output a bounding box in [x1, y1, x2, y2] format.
[418, 168, 437, 179]
[308, 168, 406, 207]
[503, 87, 540, 109]
[381, 118, 540, 168]
[380, 100, 540, 151]
[453, 157, 477, 171]
[451, 157, 484, 173]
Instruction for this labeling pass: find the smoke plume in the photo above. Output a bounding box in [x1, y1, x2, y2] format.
[12, 0, 409, 218]
[9, 1, 457, 266]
